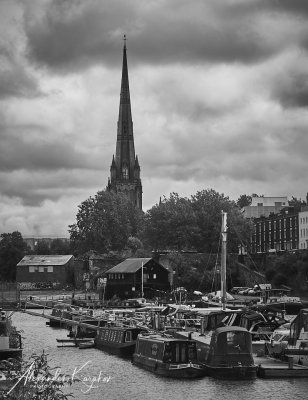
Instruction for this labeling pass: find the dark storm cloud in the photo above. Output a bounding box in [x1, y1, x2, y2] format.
[22, 0, 295, 73]
[271, 70, 308, 109]
[0, 168, 100, 207]
[267, 0, 308, 16]
[0, 123, 101, 171]
[23, 0, 137, 71]
[0, 45, 41, 98]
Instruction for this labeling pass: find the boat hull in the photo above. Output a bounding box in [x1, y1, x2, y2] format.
[132, 355, 206, 378]
[204, 364, 257, 380]
[94, 339, 136, 357]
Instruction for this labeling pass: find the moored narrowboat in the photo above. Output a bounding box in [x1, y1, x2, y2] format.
[132, 333, 207, 378]
[176, 326, 257, 379]
[94, 325, 146, 357]
[203, 326, 257, 379]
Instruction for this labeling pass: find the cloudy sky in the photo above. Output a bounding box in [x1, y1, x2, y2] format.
[1, 0, 308, 237]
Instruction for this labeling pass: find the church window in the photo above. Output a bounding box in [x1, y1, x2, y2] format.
[122, 164, 129, 179]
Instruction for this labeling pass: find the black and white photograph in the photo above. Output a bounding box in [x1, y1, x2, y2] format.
[1, 1, 308, 399]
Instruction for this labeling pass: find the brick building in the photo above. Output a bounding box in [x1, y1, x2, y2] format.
[251, 207, 298, 253]
[16, 255, 74, 290]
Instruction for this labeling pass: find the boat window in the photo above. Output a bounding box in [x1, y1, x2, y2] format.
[163, 343, 172, 362]
[181, 344, 186, 362]
[175, 343, 180, 362]
[187, 343, 196, 362]
[151, 343, 158, 356]
[125, 331, 132, 342]
[227, 332, 248, 354]
[174, 343, 187, 363]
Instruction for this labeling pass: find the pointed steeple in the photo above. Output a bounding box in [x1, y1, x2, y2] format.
[107, 35, 142, 210]
[118, 35, 132, 126]
[114, 34, 135, 176]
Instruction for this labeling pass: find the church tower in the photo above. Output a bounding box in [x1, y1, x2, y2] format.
[107, 36, 142, 210]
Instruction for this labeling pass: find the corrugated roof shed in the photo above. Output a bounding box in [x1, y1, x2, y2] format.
[17, 255, 74, 266]
[106, 258, 154, 274]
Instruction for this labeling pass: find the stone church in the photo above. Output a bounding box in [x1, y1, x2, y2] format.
[107, 37, 143, 210]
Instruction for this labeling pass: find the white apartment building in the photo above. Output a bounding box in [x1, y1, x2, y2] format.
[242, 196, 288, 218]
[299, 210, 308, 250]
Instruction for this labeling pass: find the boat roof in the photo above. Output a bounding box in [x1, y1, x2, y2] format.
[138, 334, 192, 343]
[99, 326, 145, 332]
[215, 326, 249, 335]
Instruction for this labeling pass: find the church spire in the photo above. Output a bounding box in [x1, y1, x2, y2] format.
[107, 36, 142, 210]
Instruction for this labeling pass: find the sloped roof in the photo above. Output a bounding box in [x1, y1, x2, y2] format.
[17, 255, 74, 267]
[106, 258, 154, 274]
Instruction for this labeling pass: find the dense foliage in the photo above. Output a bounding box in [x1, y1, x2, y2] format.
[0, 231, 27, 281]
[264, 251, 308, 295]
[69, 190, 144, 255]
[68, 188, 251, 256]
[143, 189, 251, 253]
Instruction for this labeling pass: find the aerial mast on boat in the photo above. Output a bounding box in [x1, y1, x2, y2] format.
[221, 211, 227, 310]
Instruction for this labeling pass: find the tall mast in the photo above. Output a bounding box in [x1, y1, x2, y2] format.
[221, 211, 228, 310]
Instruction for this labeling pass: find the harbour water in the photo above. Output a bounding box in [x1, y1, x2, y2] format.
[9, 312, 308, 400]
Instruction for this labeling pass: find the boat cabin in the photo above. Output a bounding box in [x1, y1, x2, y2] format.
[205, 326, 254, 367]
[97, 326, 143, 344]
[135, 334, 198, 364]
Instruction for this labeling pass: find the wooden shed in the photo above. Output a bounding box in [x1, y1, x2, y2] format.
[105, 258, 171, 299]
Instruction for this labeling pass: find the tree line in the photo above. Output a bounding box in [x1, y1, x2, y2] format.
[1, 188, 307, 295]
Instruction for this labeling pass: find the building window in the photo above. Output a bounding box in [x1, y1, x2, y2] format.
[122, 164, 129, 180]
[47, 266, 53, 272]
[153, 274, 157, 279]
[29, 266, 38, 273]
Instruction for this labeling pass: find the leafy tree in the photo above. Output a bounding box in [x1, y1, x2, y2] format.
[142, 189, 250, 254]
[190, 189, 250, 253]
[69, 190, 144, 255]
[126, 236, 143, 255]
[50, 239, 71, 255]
[35, 240, 51, 255]
[0, 231, 27, 281]
[142, 193, 199, 251]
[236, 194, 252, 208]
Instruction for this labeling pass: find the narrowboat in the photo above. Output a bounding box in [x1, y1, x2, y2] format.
[176, 326, 257, 379]
[132, 333, 207, 378]
[47, 303, 74, 327]
[94, 325, 146, 357]
[203, 326, 257, 379]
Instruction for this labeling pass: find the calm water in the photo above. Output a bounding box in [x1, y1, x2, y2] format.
[9, 312, 308, 400]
